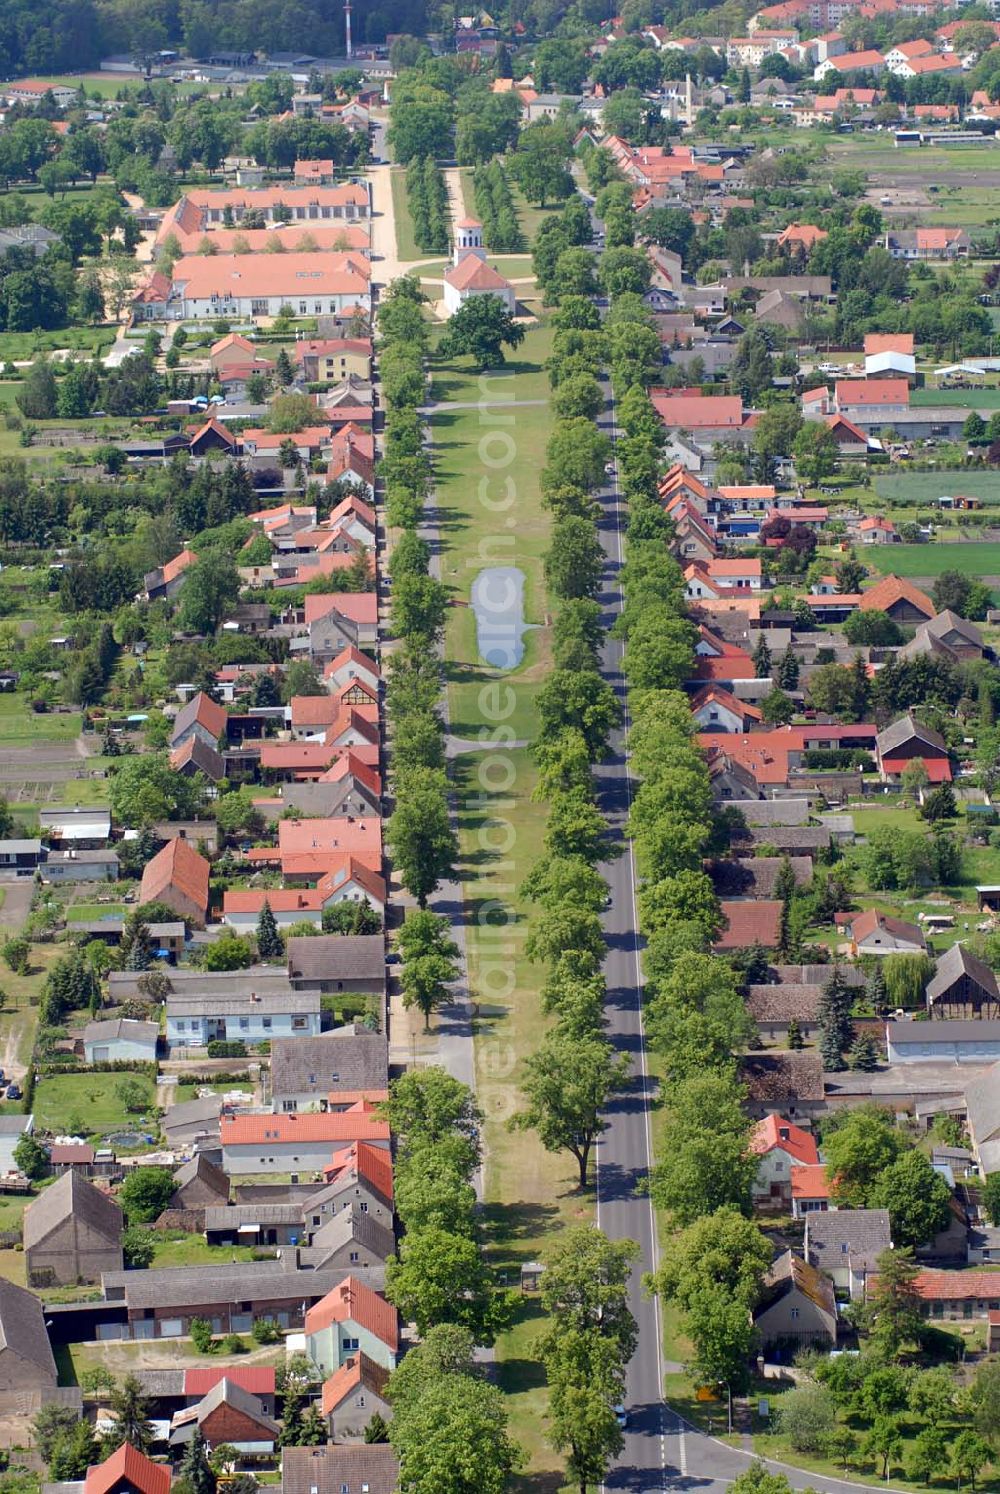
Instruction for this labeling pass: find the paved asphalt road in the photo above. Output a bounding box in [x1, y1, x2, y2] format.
[590, 386, 918, 1494]
[593, 392, 675, 1492]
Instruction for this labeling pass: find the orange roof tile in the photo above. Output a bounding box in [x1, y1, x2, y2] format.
[862, 574, 935, 618]
[139, 838, 210, 919]
[305, 1276, 398, 1349]
[715, 900, 782, 949]
[790, 1164, 831, 1200]
[751, 1115, 820, 1165]
[444, 256, 513, 292]
[836, 378, 909, 407]
[85, 1446, 170, 1494]
[221, 1107, 388, 1147]
[324, 1140, 394, 1202]
[171, 251, 369, 302]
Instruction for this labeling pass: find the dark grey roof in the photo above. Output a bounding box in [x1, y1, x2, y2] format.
[83, 1017, 159, 1046]
[285, 934, 385, 984]
[746, 825, 830, 849]
[102, 1261, 359, 1311]
[927, 944, 1000, 1006]
[162, 1095, 223, 1135]
[194, 1377, 279, 1433]
[203, 1204, 303, 1229]
[740, 1052, 825, 1103]
[0, 1278, 57, 1382]
[888, 1018, 1000, 1043]
[924, 609, 983, 648]
[310, 1204, 395, 1265]
[0, 1116, 32, 1136]
[24, 1170, 122, 1251]
[728, 798, 810, 826]
[172, 1153, 229, 1199]
[876, 713, 947, 757]
[281, 1445, 399, 1494]
[131, 1369, 186, 1398]
[73, 920, 184, 939]
[805, 1208, 892, 1272]
[747, 985, 823, 1024]
[176, 737, 226, 781]
[269, 1030, 388, 1099]
[710, 856, 812, 899]
[0, 840, 41, 855]
[774, 963, 865, 987]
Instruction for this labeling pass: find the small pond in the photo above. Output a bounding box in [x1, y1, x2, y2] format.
[470, 566, 532, 670]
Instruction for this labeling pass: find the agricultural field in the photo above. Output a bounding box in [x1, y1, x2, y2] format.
[875, 472, 1000, 504]
[865, 541, 1000, 580]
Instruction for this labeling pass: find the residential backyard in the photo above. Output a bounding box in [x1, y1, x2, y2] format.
[31, 1071, 157, 1138]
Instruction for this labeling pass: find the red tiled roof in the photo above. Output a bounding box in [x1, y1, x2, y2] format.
[791, 1164, 831, 1200]
[321, 1354, 389, 1415]
[848, 908, 924, 945]
[862, 574, 935, 618]
[916, 226, 965, 249]
[777, 224, 827, 249]
[715, 900, 782, 949]
[223, 888, 325, 914]
[189, 416, 236, 448]
[913, 1270, 1000, 1302]
[445, 256, 513, 291]
[85, 1445, 171, 1494]
[836, 378, 910, 407]
[171, 251, 370, 302]
[139, 838, 210, 919]
[325, 645, 381, 681]
[691, 684, 762, 721]
[864, 332, 914, 356]
[304, 1276, 399, 1349]
[182, 690, 228, 741]
[161, 548, 197, 585]
[324, 1140, 394, 1202]
[652, 390, 744, 429]
[304, 592, 378, 626]
[290, 695, 341, 728]
[881, 754, 952, 783]
[184, 1366, 276, 1396]
[221, 1106, 388, 1147]
[751, 1115, 820, 1166]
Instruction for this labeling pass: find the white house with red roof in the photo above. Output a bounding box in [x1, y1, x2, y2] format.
[858, 514, 898, 545]
[690, 684, 762, 734]
[443, 255, 516, 317]
[791, 1164, 832, 1218]
[834, 378, 910, 424]
[305, 1276, 399, 1376]
[751, 1115, 821, 1209]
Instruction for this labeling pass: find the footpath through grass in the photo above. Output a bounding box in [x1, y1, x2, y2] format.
[430, 319, 588, 1487]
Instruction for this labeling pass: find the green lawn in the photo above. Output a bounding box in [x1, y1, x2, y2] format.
[865, 541, 1000, 580]
[912, 387, 1000, 408]
[32, 1071, 157, 1138]
[426, 313, 582, 1489]
[389, 166, 428, 264]
[0, 696, 82, 743]
[150, 1234, 257, 1268]
[875, 471, 1000, 505]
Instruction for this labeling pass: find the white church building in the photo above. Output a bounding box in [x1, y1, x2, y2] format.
[442, 216, 516, 317]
